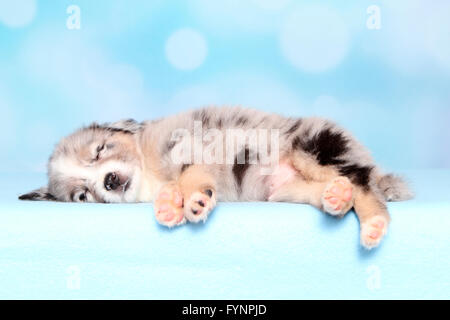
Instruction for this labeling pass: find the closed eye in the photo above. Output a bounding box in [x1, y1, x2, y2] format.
[95, 144, 105, 161]
[72, 189, 92, 202]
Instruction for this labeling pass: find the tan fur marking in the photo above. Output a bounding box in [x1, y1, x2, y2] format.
[353, 189, 390, 224]
[268, 178, 326, 208]
[289, 151, 338, 182]
[178, 165, 217, 198]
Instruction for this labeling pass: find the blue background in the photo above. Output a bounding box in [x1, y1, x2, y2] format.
[1, 1, 450, 300]
[1, 0, 449, 174]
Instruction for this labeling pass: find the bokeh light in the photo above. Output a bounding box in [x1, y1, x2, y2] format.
[165, 28, 208, 71]
[280, 5, 350, 73]
[0, 0, 36, 28]
[0, 1, 448, 172]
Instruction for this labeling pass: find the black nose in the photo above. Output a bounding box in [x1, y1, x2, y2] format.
[104, 172, 120, 191]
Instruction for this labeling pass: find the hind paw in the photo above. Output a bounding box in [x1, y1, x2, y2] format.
[360, 216, 388, 249]
[154, 183, 185, 227]
[322, 177, 354, 216]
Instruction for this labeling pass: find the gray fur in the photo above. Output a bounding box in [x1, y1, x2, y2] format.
[377, 174, 414, 201]
[19, 106, 413, 203]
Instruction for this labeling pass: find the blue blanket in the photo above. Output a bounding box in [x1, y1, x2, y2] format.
[1, 170, 449, 299]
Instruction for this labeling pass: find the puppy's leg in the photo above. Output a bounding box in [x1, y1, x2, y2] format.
[269, 176, 354, 217]
[268, 178, 325, 208]
[353, 188, 390, 249]
[280, 154, 354, 215]
[178, 165, 217, 223]
[154, 182, 185, 227]
[154, 165, 217, 227]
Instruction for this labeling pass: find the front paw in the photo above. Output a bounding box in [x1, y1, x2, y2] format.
[184, 188, 216, 223]
[154, 183, 185, 227]
[360, 215, 388, 249]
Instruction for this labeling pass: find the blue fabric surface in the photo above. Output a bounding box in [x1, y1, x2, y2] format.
[1, 170, 449, 299]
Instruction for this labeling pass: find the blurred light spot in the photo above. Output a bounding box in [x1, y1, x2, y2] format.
[373, 0, 450, 73]
[190, 0, 284, 35]
[425, 3, 450, 71]
[412, 97, 450, 167]
[0, 0, 36, 28]
[165, 28, 208, 71]
[280, 5, 350, 73]
[20, 32, 152, 123]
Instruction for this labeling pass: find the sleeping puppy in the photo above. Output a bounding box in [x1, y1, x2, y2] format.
[19, 106, 413, 249]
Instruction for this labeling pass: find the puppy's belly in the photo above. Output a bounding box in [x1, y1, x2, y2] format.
[266, 161, 297, 197]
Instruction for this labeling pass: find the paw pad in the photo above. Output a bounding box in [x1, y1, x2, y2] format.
[361, 216, 388, 249]
[154, 184, 185, 227]
[184, 190, 216, 223]
[322, 177, 354, 216]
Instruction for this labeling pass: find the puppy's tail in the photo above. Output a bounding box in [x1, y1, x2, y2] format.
[377, 173, 414, 201]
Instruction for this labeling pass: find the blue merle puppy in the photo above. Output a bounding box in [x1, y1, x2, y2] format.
[20, 106, 413, 249]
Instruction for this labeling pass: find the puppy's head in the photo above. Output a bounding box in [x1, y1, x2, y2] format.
[19, 119, 143, 203]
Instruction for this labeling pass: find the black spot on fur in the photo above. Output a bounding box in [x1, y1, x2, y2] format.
[124, 118, 137, 124]
[292, 128, 348, 166]
[193, 110, 210, 127]
[291, 136, 302, 150]
[180, 163, 191, 173]
[235, 116, 248, 126]
[285, 119, 302, 136]
[105, 127, 133, 134]
[202, 113, 210, 127]
[205, 189, 213, 197]
[232, 148, 252, 189]
[165, 127, 190, 154]
[255, 116, 268, 127]
[88, 123, 102, 131]
[44, 193, 56, 200]
[166, 140, 177, 152]
[88, 123, 133, 135]
[216, 118, 223, 128]
[19, 191, 56, 201]
[339, 165, 373, 190]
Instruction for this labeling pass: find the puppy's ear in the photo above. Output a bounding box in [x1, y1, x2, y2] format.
[105, 119, 143, 134]
[19, 187, 57, 201]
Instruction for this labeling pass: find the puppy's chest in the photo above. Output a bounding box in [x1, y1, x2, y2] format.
[146, 110, 291, 201]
